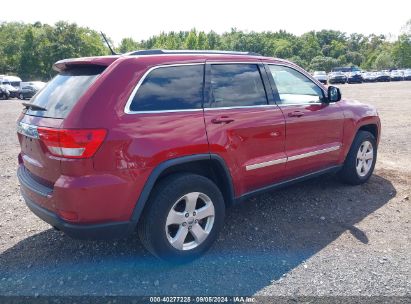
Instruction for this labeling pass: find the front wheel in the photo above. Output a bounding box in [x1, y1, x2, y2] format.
[339, 130, 377, 185]
[138, 174, 225, 262]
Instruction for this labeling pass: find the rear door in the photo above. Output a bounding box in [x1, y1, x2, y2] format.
[266, 64, 344, 178]
[204, 62, 286, 196]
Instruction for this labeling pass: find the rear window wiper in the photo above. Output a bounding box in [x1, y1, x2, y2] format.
[22, 102, 47, 111]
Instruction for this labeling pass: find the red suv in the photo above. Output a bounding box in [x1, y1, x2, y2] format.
[17, 50, 380, 261]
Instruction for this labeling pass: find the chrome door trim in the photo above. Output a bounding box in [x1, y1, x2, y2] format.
[287, 145, 341, 162]
[246, 158, 287, 171]
[245, 145, 341, 171]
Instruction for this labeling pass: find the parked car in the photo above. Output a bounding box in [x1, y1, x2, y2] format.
[390, 70, 403, 81]
[375, 71, 391, 82]
[0, 85, 10, 100]
[328, 71, 347, 84]
[362, 72, 377, 83]
[312, 71, 327, 84]
[404, 69, 411, 80]
[17, 50, 381, 262]
[0, 83, 18, 98]
[18, 85, 40, 100]
[347, 71, 363, 84]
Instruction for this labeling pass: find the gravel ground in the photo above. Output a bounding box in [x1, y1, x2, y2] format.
[0, 82, 410, 298]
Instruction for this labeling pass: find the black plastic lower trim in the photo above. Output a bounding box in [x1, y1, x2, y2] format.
[130, 153, 234, 223]
[17, 165, 53, 197]
[22, 192, 133, 240]
[235, 165, 342, 203]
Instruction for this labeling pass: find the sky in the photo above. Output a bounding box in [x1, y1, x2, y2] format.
[2, 0, 410, 44]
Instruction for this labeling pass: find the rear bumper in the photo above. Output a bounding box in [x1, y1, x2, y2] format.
[17, 164, 136, 240]
[21, 191, 133, 240]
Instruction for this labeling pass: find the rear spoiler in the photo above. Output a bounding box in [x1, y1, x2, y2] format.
[53, 56, 119, 72]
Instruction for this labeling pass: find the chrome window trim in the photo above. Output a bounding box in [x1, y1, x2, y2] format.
[278, 103, 322, 107]
[204, 104, 279, 111]
[246, 158, 287, 171]
[246, 145, 341, 171]
[124, 63, 205, 115]
[125, 61, 273, 114]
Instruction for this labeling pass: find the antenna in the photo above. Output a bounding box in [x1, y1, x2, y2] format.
[100, 32, 118, 55]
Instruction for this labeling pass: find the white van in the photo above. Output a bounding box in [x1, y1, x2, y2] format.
[0, 75, 22, 89]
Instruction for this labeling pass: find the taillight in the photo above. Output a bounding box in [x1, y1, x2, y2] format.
[37, 128, 107, 159]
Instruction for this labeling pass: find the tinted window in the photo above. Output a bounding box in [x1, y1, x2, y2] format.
[269, 65, 324, 105]
[129, 65, 204, 112]
[210, 64, 267, 107]
[26, 66, 104, 118]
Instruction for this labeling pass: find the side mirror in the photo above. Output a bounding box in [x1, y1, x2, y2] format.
[327, 86, 341, 103]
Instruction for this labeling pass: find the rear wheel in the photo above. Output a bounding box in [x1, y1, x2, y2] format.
[138, 173, 225, 262]
[339, 131, 377, 185]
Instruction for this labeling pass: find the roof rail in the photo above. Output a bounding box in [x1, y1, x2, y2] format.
[127, 49, 262, 56]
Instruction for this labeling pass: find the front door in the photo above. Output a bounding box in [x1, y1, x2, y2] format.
[266, 64, 345, 179]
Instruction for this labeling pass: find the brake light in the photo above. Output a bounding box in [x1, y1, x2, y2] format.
[37, 128, 107, 159]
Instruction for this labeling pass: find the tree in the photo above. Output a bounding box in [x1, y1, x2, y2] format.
[373, 52, 394, 70]
[339, 51, 364, 66]
[197, 31, 209, 50]
[392, 34, 411, 68]
[272, 39, 293, 58]
[185, 29, 197, 49]
[298, 32, 321, 62]
[310, 56, 341, 72]
[118, 37, 140, 53]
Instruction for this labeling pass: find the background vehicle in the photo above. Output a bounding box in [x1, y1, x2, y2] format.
[16, 50, 380, 262]
[312, 71, 327, 84]
[331, 66, 361, 74]
[347, 71, 363, 84]
[0, 85, 10, 100]
[404, 69, 411, 80]
[18, 85, 40, 100]
[0, 75, 22, 89]
[375, 71, 390, 82]
[390, 70, 403, 81]
[0, 83, 18, 98]
[362, 72, 377, 83]
[328, 71, 347, 84]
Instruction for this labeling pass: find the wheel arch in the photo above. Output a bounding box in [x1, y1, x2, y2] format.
[130, 154, 234, 226]
[358, 123, 379, 142]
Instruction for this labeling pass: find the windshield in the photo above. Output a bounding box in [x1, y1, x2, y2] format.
[26, 66, 105, 118]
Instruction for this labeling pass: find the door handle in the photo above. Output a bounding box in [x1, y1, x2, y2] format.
[211, 116, 235, 124]
[288, 111, 305, 117]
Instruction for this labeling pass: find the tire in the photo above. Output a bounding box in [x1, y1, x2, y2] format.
[138, 173, 225, 262]
[19, 93, 24, 100]
[339, 130, 377, 185]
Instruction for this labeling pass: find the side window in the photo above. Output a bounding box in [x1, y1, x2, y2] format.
[268, 65, 324, 105]
[129, 64, 204, 112]
[210, 64, 267, 108]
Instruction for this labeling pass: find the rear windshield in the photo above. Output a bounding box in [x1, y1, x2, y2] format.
[25, 66, 105, 118]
